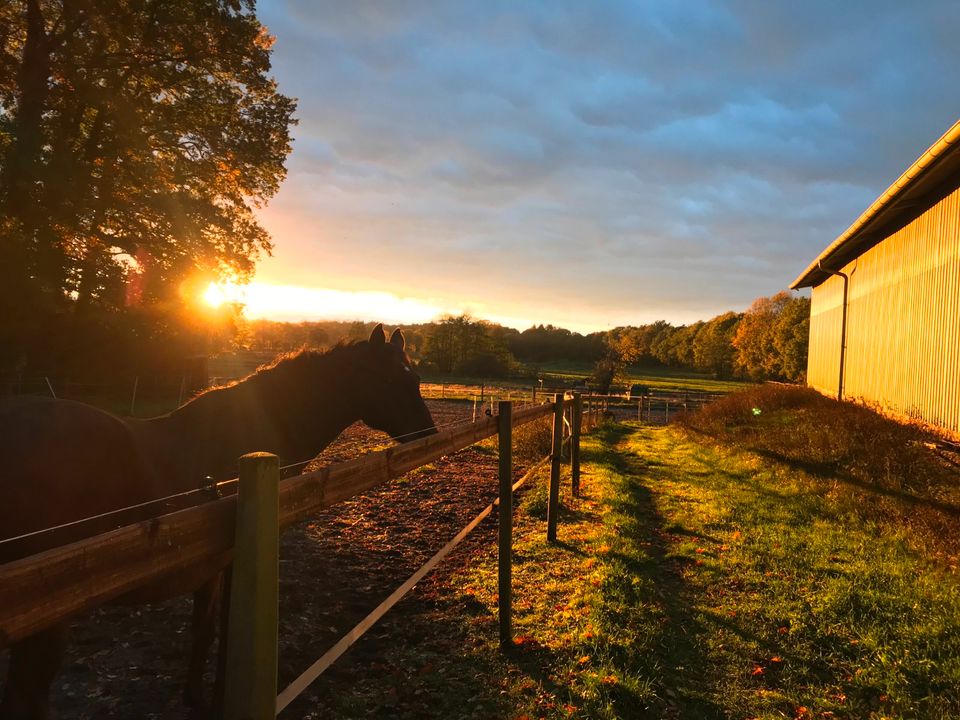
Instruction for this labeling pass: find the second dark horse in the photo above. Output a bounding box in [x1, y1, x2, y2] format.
[0, 325, 436, 719]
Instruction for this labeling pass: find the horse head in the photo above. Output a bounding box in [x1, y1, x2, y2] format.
[356, 324, 436, 442]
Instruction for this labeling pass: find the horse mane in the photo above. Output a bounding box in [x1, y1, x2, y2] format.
[176, 331, 412, 418]
[246, 342, 362, 383]
[187, 341, 368, 404]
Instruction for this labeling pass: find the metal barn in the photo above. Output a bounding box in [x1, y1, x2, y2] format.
[791, 119, 960, 438]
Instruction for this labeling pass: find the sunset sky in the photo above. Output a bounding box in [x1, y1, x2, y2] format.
[244, 1, 960, 333]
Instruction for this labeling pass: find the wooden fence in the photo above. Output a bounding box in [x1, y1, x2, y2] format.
[0, 392, 600, 718]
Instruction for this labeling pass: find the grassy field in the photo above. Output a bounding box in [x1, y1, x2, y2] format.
[421, 365, 749, 397]
[522, 361, 749, 393]
[320, 405, 960, 719]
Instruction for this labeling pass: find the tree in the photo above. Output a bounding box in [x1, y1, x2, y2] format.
[508, 324, 604, 363]
[773, 296, 810, 382]
[422, 315, 516, 377]
[732, 292, 809, 381]
[693, 312, 741, 377]
[590, 327, 650, 393]
[589, 350, 620, 394]
[0, 0, 296, 372]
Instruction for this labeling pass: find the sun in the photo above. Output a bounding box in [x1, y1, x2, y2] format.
[202, 280, 246, 308]
[203, 282, 226, 308]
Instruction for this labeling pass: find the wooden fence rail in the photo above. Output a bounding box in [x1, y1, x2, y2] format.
[0, 398, 579, 648]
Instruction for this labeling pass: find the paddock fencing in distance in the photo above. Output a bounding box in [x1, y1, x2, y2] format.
[0, 392, 601, 718]
[418, 381, 728, 426]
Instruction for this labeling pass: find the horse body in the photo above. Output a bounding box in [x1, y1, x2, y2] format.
[0, 397, 159, 546]
[0, 326, 435, 719]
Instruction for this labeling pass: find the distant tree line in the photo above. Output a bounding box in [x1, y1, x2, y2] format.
[235, 291, 810, 386]
[591, 292, 810, 390]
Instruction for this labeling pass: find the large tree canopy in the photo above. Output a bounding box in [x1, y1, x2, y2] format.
[0, 0, 295, 372]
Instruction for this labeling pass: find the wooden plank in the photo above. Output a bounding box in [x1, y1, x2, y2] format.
[0, 495, 237, 646]
[512, 402, 553, 425]
[0, 478, 239, 564]
[224, 453, 279, 720]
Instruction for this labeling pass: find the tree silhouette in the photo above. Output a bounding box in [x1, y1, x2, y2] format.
[0, 0, 296, 372]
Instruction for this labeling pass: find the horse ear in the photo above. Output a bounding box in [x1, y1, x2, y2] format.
[369, 323, 385, 346]
[390, 328, 405, 350]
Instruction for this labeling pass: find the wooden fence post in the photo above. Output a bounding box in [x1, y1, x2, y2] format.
[571, 393, 582, 497]
[498, 400, 513, 647]
[547, 394, 563, 542]
[224, 452, 279, 720]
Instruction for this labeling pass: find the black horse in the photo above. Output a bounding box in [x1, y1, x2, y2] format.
[0, 325, 435, 719]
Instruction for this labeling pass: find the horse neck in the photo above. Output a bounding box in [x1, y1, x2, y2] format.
[153, 352, 363, 481]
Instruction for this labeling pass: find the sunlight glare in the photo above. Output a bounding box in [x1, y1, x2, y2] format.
[242, 283, 444, 324]
[203, 282, 225, 308]
[202, 280, 246, 309]
[198, 280, 599, 331]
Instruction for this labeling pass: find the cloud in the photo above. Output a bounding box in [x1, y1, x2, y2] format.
[254, 0, 960, 330]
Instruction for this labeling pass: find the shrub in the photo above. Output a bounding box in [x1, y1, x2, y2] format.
[513, 414, 553, 464]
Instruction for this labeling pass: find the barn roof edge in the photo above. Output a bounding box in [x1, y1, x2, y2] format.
[791, 118, 960, 289]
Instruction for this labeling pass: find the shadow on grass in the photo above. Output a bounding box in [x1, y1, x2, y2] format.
[749, 447, 960, 518]
[582, 423, 727, 719]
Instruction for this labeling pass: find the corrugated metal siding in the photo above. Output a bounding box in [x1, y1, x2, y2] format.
[807, 185, 960, 437]
[807, 276, 843, 397]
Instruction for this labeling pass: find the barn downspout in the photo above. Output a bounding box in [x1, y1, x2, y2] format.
[818, 261, 849, 401]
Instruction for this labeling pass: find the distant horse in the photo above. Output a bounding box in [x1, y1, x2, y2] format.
[0, 325, 435, 719]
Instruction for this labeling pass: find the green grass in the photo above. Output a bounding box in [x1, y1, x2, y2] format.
[314, 420, 960, 719]
[608, 424, 960, 719]
[535, 360, 750, 393]
[421, 364, 749, 396]
[619, 367, 748, 393]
